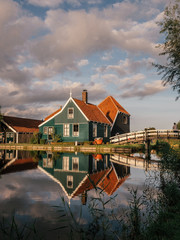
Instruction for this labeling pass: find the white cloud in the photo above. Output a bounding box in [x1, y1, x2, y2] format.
[77, 59, 89, 67]
[120, 80, 167, 98]
[28, 0, 64, 8]
[97, 58, 154, 77]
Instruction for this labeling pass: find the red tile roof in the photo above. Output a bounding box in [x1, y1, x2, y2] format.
[98, 96, 130, 123]
[98, 168, 130, 195]
[72, 168, 110, 198]
[44, 107, 62, 121]
[73, 98, 111, 124]
[3, 116, 42, 133]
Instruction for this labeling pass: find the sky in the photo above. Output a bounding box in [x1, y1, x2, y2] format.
[0, 0, 179, 131]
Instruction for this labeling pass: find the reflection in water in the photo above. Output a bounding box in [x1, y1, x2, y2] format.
[38, 152, 130, 205]
[0, 149, 160, 239]
[0, 150, 38, 174]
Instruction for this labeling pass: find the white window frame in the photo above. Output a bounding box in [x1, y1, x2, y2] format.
[72, 157, 79, 171]
[67, 175, 73, 188]
[63, 124, 70, 137]
[68, 108, 74, 119]
[48, 127, 54, 140]
[93, 123, 97, 137]
[63, 156, 69, 170]
[73, 124, 79, 137]
[104, 125, 108, 137]
[43, 127, 48, 134]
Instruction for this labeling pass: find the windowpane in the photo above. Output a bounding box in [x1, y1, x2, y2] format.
[67, 175, 73, 188]
[63, 157, 69, 170]
[72, 157, 79, 171]
[123, 116, 128, 124]
[68, 108, 74, 119]
[64, 124, 70, 136]
[93, 124, 97, 137]
[104, 125, 108, 137]
[73, 124, 79, 136]
[44, 127, 48, 134]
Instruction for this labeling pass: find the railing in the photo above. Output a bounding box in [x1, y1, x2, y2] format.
[110, 129, 180, 144]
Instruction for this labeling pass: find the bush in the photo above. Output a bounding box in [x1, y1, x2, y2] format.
[40, 139, 46, 144]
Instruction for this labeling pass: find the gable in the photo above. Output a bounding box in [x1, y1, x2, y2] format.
[55, 98, 88, 124]
[98, 96, 130, 124]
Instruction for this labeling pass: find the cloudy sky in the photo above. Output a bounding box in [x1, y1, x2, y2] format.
[0, 0, 179, 131]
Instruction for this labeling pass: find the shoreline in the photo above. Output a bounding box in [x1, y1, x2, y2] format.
[0, 143, 133, 154]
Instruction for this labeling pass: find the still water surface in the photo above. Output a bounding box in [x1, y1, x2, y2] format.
[0, 150, 160, 239]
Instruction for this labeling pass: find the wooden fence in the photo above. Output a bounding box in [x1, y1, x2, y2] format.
[110, 129, 180, 144]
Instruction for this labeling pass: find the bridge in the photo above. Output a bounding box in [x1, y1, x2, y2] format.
[110, 129, 180, 159]
[110, 129, 180, 144]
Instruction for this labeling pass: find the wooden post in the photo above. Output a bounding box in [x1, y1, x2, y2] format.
[145, 139, 151, 160]
[145, 129, 151, 160]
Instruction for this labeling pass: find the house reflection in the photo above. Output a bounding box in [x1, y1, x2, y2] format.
[38, 152, 130, 205]
[0, 150, 38, 174]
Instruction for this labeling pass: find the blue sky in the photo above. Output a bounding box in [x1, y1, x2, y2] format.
[0, 0, 179, 131]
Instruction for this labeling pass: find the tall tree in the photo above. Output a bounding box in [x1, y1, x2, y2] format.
[154, 0, 180, 99]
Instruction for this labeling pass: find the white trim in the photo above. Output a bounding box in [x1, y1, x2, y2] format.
[71, 174, 89, 198]
[71, 98, 89, 121]
[93, 123, 97, 137]
[72, 157, 79, 171]
[38, 166, 71, 200]
[63, 123, 70, 137]
[67, 107, 74, 119]
[39, 107, 63, 127]
[111, 162, 119, 180]
[97, 106, 111, 125]
[1, 120, 16, 133]
[111, 111, 119, 130]
[72, 123, 79, 137]
[16, 132, 19, 143]
[67, 175, 73, 189]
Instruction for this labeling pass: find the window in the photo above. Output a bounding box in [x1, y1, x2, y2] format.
[104, 125, 108, 137]
[123, 115, 128, 124]
[93, 123, 97, 137]
[68, 108, 74, 119]
[63, 157, 69, 170]
[44, 127, 48, 134]
[72, 157, 79, 171]
[48, 127, 54, 140]
[67, 175, 73, 188]
[73, 124, 79, 137]
[64, 124, 70, 137]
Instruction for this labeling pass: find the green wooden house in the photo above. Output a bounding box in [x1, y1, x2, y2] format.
[39, 90, 111, 143]
[38, 152, 130, 204]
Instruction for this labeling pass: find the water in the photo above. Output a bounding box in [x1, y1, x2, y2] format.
[0, 150, 160, 239]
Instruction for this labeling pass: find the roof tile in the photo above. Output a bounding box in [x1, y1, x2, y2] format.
[3, 116, 42, 133]
[98, 96, 130, 123]
[73, 98, 111, 124]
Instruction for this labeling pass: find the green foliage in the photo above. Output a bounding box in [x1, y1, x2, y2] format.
[40, 139, 46, 144]
[52, 134, 62, 143]
[30, 132, 42, 144]
[30, 132, 39, 144]
[154, 0, 180, 99]
[177, 121, 180, 129]
[0, 215, 42, 240]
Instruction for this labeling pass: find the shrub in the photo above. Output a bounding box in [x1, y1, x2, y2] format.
[40, 139, 46, 144]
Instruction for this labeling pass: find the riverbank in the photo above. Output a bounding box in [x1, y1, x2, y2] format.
[0, 142, 143, 154]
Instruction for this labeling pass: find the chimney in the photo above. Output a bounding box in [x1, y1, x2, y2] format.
[82, 90, 88, 104]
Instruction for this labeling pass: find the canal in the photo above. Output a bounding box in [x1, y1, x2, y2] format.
[0, 149, 161, 239]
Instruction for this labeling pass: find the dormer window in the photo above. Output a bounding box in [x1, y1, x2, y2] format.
[68, 108, 74, 119]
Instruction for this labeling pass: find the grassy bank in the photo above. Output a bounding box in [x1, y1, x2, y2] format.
[0, 142, 144, 154]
